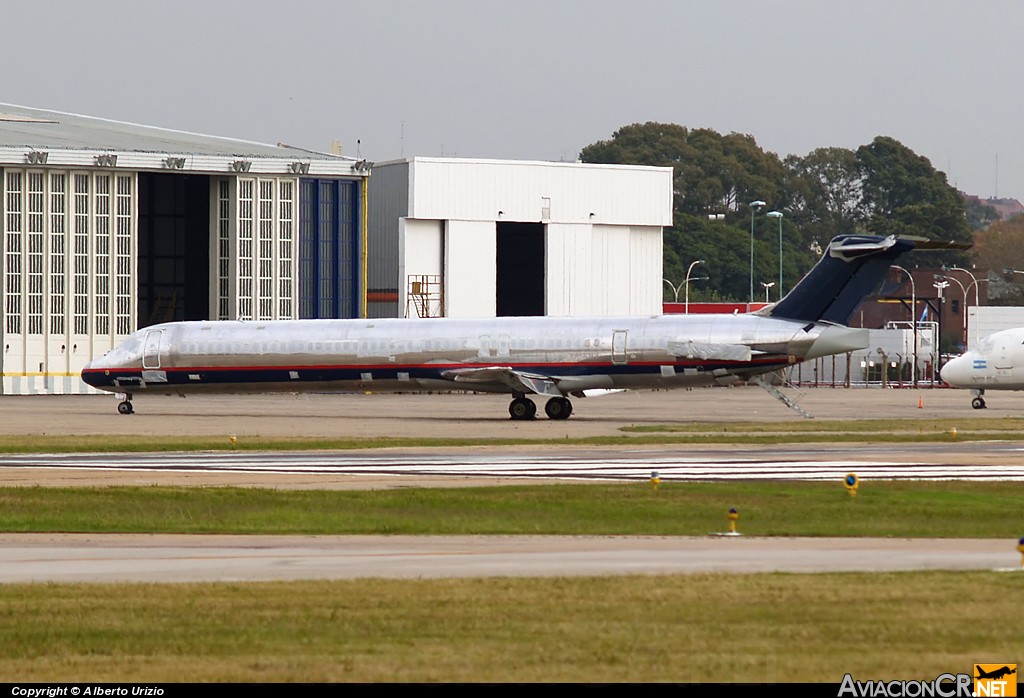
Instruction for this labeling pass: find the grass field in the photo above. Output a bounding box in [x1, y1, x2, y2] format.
[0, 481, 1022, 537]
[1, 572, 1018, 682]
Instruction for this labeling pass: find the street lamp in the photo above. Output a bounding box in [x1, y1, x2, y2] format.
[933, 280, 950, 373]
[684, 259, 706, 313]
[662, 278, 680, 303]
[766, 210, 783, 297]
[892, 265, 917, 388]
[947, 267, 979, 306]
[761, 281, 775, 303]
[748, 200, 766, 304]
[935, 274, 966, 349]
[944, 266, 982, 347]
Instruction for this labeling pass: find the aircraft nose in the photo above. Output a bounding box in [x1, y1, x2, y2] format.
[940, 353, 972, 387]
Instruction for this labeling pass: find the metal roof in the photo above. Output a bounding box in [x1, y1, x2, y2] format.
[0, 103, 368, 177]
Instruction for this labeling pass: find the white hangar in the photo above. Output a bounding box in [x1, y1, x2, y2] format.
[366, 157, 673, 320]
[0, 104, 370, 395]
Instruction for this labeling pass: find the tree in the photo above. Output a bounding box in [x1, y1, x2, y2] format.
[581, 123, 791, 301]
[581, 126, 972, 300]
[856, 136, 971, 267]
[963, 196, 1000, 231]
[784, 147, 866, 234]
[971, 214, 1024, 273]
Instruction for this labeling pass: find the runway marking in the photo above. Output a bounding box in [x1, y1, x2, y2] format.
[2, 451, 1023, 481]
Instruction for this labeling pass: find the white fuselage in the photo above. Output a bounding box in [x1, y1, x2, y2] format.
[941, 328, 1024, 391]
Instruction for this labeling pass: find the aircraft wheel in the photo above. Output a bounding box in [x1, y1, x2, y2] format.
[971, 397, 986, 409]
[545, 397, 573, 420]
[117, 400, 134, 415]
[509, 397, 536, 420]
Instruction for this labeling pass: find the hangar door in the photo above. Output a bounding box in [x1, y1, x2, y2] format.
[137, 173, 210, 326]
[299, 178, 361, 318]
[496, 221, 544, 316]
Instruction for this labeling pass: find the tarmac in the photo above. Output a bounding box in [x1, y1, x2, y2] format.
[3, 382, 1019, 441]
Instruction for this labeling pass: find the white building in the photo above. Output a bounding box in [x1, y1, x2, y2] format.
[967, 306, 1024, 348]
[367, 157, 673, 319]
[0, 104, 370, 394]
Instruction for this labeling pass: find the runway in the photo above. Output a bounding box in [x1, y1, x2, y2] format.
[0, 534, 1019, 583]
[3, 442, 1024, 485]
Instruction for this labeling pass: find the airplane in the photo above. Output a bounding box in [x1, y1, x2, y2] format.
[975, 666, 1016, 681]
[940, 327, 1024, 408]
[81, 234, 938, 419]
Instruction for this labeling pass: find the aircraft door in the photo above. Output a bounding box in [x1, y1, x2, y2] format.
[611, 330, 628, 365]
[142, 330, 164, 370]
[993, 336, 1014, 373]
[477, 335, 494, 359]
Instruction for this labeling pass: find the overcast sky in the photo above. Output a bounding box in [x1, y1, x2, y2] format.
[4, 0, 1022, 202]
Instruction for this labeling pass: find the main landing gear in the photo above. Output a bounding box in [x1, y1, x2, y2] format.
[509, 396, 537, 420]
[508, 396, 573, 420]
[117, 396, 134, 415]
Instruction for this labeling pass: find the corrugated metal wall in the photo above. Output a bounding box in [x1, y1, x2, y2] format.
[408, 158, 672, 226]
[367, 161, 408, 318]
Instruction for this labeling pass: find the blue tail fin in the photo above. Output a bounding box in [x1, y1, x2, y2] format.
[769, 235, 916, 324]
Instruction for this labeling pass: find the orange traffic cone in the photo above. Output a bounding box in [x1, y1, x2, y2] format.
[917, 396, 923, 409]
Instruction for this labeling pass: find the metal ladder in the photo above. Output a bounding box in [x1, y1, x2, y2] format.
[753, 374, 813, 419]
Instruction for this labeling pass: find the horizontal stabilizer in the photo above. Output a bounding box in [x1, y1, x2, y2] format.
[668, 340, 753, 362]
[888, 235, 972, 251]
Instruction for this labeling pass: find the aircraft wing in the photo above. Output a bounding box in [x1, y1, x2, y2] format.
[440, 366, 564, 396]
[667, 340, 753, 362]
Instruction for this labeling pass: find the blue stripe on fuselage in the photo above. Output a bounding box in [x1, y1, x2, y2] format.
[81, 358, 789, 390]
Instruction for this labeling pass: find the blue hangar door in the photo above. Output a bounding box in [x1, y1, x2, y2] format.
[299, 178, 361, 318]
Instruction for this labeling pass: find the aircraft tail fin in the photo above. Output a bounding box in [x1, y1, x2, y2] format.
[768, 235, 917, 325]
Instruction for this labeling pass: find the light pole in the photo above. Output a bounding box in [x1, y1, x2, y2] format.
[933, 280, 949, 373]
[766, 210, 783, 297]
[935, 274, 965, 349]
[748, 200, 765, 304]
[761, 281, 775, 303]
[946, 266, 980, 348]
[662, 278, 680, 303]
[684, 259, 706, 313]
[948, 267, 979, 306]
[892, 265, 917, 388]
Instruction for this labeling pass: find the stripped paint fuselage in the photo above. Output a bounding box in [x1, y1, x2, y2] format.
[82, 313, 862, 397]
